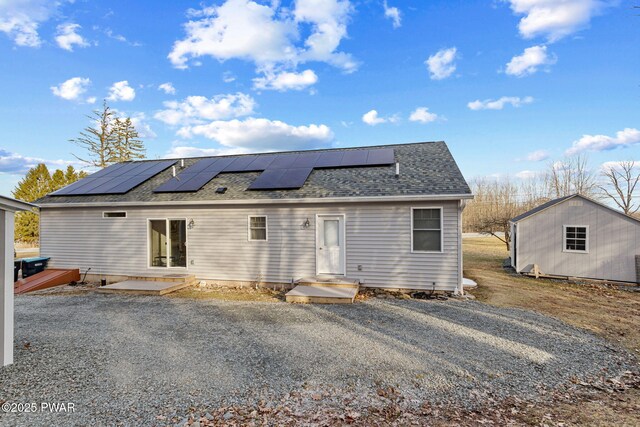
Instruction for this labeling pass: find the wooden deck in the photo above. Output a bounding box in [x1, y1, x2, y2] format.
[286, 277, 360, 303]
[96, 274, 196, 296]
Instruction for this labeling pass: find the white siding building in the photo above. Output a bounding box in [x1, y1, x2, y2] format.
[37, 142, 473, 293]
[510, 194, 640, 284]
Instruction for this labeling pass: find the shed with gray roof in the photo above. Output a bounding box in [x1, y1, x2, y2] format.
[36, 141, 473, 293]
[510, 194, 640, 283]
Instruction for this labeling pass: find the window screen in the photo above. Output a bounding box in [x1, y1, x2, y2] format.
[565, 226, 587, 252]
[249, 216, 267, 241]
[412, 209, 441, 252]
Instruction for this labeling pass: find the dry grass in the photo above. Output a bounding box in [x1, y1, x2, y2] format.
[464, 237, 640, 426]
[169, 285, 286, 302]
[464, 237, 640, 356]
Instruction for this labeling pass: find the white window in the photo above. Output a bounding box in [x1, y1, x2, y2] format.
[103, 211, 126, 218]
[411, 208, 442, 252]
[563, 225, 588, 253]
[248, 216, 267, 241]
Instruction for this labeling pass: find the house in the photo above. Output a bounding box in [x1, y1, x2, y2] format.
[35, 141, 472, 293]
[510, 194, 640, 284]
[1, 195, 37, 366]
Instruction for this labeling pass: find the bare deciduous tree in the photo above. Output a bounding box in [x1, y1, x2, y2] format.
[544, 154, 597, 198]
[599, 160, 640, 215]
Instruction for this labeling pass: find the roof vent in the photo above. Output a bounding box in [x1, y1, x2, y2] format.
[215, 187, 227, 194]
[180, 159, 185, 168]
[395, 162, 400, 177]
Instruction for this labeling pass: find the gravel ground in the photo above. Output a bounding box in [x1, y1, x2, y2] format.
[0, 293, 632, 426]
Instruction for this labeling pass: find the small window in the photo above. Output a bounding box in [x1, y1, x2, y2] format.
[412, 208, 442, 252]
[564, 225, 588, 253]
[103, 212, 127, 218]
[249, 216, 267, 241]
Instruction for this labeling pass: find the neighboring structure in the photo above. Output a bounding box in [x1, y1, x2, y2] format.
[36, 142, 472, 293]
[510, 194, 640, 283]
[1, 195, 36, 366]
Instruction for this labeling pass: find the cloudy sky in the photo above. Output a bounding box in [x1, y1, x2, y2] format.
[0, 0, 637, 195]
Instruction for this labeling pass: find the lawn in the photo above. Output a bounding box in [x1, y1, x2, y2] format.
[464, 237, 640, 426]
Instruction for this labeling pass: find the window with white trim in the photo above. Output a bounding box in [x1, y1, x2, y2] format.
[412, 208, 442, 252]
[249, 216, 267, 241]
[564, 225, 588, 252]
[103, 211, 126, 218]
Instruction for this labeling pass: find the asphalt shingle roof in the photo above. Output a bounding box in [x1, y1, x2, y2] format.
[37, 141, 471, 205]
[510, 195, 575, 222]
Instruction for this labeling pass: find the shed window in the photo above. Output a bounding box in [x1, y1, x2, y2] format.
[564, 225, 588, 253]
[103, 212, 126, 218]
[412, 208, 442, 252]
[249, 216, 267, 241]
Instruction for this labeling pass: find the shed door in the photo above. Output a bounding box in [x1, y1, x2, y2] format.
[316, 215, 345, 275]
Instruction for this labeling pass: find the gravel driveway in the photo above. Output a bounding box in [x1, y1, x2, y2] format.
[0, 294, 631, 426]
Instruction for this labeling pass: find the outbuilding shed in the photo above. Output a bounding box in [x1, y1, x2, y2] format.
[510, 194, 640, 284]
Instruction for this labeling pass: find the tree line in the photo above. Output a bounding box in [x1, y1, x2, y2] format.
[13, 100, 146, 243]
[464, 154, 640, 250]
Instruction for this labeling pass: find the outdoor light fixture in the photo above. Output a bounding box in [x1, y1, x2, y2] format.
[188, 219, 195, 229]
[302, 218, 310, 228]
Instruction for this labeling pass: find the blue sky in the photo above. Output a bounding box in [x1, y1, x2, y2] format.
[0, 0, 637, 196]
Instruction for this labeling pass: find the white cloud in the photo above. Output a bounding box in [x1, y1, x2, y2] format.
[168, 0, 357, 74]
[223, 71, 236, 83]
[154, 93, 256, 127]
[55, 23, 89, 51]
[425, 47, 458, 80]
[506, 0, 610, 42]
[515, 170, 538, 179]
[164, 145, 247, 158]
[601, 160, 640, 172]
[158, 82, 176, 95]
[409, 107, 438, 124]
[176, 117, 334, 151]
[362, 109, 399, 126]
[467, 96, 534, 110]
[0, 0, 64, 47]
[129, 112, 157, 139]
[383, 1, 401, 29]
[566, 128, 640, 155]
[50, 77, 92, 102]
[107, 80, 136, 102]
[0, 148, 83, 175]
[104, 28, 142, 46]
[253, 69, 318, 91]
[526, 149, 550, 162]
[505, 45, 556, 77]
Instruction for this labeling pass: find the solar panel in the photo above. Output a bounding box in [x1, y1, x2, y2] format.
[314, 151, 344, 168]
[51, 160, 176, 196]
[366, 148, 395, 165]
[152, 147, 395, 193]
[223, 155, 258, 172]
[340, 150, 368, 166]
[248, 167, 313, 190]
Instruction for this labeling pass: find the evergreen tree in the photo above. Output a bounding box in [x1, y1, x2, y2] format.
[12, 164, 87, 243]
[113, 117, 145, 162]
[70, 100, 118, 167]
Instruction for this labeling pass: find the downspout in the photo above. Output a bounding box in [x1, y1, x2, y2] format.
[457, 199, 466, 295]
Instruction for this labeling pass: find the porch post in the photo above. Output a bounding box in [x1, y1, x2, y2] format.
[1, 210, 14, 366]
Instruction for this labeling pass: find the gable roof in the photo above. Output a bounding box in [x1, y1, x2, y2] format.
[510, 194, 640, 225]
[36, 141, 472, 206]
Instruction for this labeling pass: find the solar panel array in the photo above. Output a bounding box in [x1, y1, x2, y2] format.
[51, 160, 176, 196]
[155, 147, 395, 193]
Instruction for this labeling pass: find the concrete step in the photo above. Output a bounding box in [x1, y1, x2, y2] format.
[294, 277, 360, 289]
[285, 285, 359, 304]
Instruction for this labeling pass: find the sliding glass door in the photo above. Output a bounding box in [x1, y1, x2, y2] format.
[149, 219, 187, 268]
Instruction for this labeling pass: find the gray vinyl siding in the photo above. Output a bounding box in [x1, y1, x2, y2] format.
[515, 198, 640, 283]
[40, 201, 461, 291]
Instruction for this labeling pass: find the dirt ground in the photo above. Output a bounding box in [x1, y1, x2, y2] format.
[463, 237, 640, 426]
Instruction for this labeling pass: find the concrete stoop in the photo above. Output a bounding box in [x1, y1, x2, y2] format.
[285, 277, 360, 303]
[96, 274, 196, 296]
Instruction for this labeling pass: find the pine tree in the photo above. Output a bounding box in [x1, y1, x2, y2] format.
[13, 165, 87, 243]
[113, 117, 145, 162]
[70, 100, 118, 167]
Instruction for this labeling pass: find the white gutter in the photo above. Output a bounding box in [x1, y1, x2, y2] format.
[37, 193, 474, 209]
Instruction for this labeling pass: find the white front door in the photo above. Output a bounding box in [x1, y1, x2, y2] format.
[316, 215, 345, 275]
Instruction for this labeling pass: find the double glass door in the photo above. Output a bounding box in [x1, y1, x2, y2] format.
[149, 219, 187, 268]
